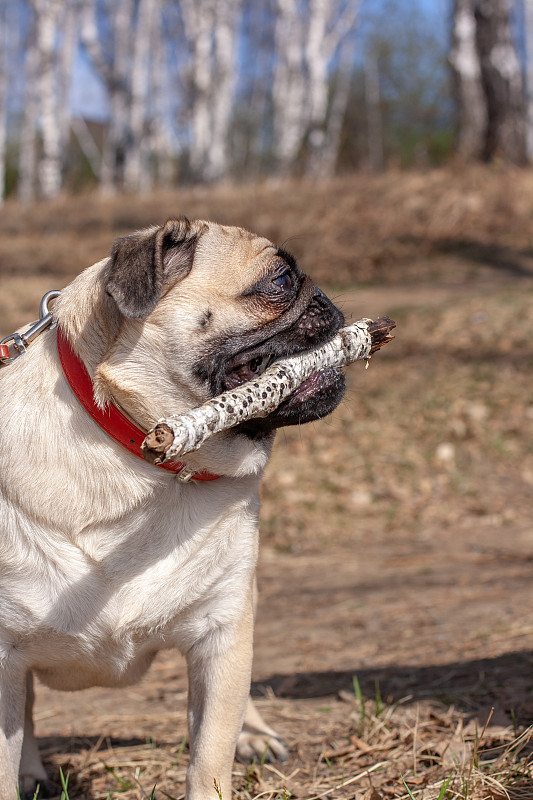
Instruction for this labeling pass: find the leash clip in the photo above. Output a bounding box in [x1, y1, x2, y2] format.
[0, 290, 61, 365]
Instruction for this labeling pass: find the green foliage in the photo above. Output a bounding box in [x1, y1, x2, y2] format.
[339, 0, 453, 171]
[400, 775, 417, 799]
[59, 768, 70, 800]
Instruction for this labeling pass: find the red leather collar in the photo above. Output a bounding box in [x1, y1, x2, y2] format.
[57, 328, 220, 481]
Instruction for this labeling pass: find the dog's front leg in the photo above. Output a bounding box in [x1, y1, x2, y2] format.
[185, 601, 254, 800]
[19, 672, 50, 799]
[0, 664, 26, 797]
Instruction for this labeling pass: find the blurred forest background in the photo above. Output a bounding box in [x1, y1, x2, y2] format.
[4, 3, 533, 798]
[0, 0, 532, 202]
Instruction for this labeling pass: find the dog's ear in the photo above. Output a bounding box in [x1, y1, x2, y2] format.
[105, 218, 205, 318]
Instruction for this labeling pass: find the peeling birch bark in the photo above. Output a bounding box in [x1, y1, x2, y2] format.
[33, 0, 63, 199]
[475, 0, 527, 164]
[450, 0, 486, 161]
[17, 32, 39, 205]
[125, 0, 158, 193]
[142, 317, 395, 465]
[272, 0, 308, 172]
[82, 0, 134, 194]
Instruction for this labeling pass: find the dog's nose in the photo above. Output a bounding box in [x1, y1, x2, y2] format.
[311, 285, 345, 328]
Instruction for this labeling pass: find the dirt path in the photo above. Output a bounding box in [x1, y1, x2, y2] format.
[32, 520, 533, 798]
[33, 521, 533, 734]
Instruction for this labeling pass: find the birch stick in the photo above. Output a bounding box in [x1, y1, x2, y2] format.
[142, 316, 395, 464]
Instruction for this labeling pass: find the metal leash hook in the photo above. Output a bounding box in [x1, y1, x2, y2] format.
[0, 290, 62, 364]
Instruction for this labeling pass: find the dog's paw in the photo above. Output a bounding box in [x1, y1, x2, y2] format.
[237, 726, 289, 763]
[20, 734, 51, 798]
[237, 698, 289, 763]
[20, 777, 55, 800]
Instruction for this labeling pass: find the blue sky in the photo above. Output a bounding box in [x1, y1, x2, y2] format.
[70, 0, 450, 122]
[70, 51, 108, 121]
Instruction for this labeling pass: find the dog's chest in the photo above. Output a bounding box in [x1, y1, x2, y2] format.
[15, 485, 259, 690]
[32, 538, 254, 690]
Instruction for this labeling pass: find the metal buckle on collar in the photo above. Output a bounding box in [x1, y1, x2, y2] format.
[175, 464, 198, 483]
[0, 290, 61, 365]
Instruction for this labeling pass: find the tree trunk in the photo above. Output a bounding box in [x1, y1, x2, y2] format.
[18, 21, 40, 204]
[475, 0, 527, 164]
[305, 0, 360, 177]
[320, 35, 354, 176]
[151, 19, 175, 189]
[306, 0, 330, 172]
[451, 0, 527, 164]
[0, 2, 9, 204]
[364, 49, 384, 172]
[450, 0, 487, 160]
[180, 0, 215, 179]
[33, 0, 64, 199]
[82, 0, 134, 194]
[273, 0, 359, 177]
[124, 0, 158, 192]
[180, 0, 242, 182]
[525, 0, 533, 159]
[207, 0, 242, 182]
[58, 0, 80, 167]
[272, 0, 308, 173]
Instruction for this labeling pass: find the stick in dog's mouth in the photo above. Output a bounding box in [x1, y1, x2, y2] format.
[142, 317, 395, 465]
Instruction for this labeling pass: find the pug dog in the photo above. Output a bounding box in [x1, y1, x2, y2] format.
[0, 218, 345, 799]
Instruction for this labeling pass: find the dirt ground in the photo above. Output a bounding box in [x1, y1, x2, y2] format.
[1, 171, 533, 799]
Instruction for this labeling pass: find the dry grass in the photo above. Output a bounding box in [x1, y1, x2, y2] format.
[2, 164, 533, 286]
[2, 167, 533, 799]
[39, 694, 533, 800]
[261, 281, 533, 554]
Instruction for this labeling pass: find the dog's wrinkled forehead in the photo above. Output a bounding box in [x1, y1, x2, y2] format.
[186, 223, 282, 295]
[105, 217, 308, 319]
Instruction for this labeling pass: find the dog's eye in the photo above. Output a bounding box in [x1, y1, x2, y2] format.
[272, 272, 293, 291]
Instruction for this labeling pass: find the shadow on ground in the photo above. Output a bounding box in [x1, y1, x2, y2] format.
[255, 649, 533, 723]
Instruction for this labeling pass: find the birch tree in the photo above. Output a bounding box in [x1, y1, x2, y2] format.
[305, 0, 360, 176]
[180, 0, 242, 182]
[58, 0, 81, 169]
[272, 0, 308, 173]
[450, 0, 527, 164]
[32, 0, 64, 199]
[180, 0, 213, 178]
[124, 0, 159, 192]
[150, 15, 175, 188]
[525, 0, 533, 160]
[0, 2, 10, 204]
[17, 20, 40, 205]
[16, 0, 80, 202]
[273, 0, 360, 176]
[320, 34, 354, 175]
[81, 0, 135, 193]
[0, 0, 462, 198]
[474, 0, 527, 164]
[449, 0, 486, 160]
[209, 0, 242, 181]
[364, 49, 383, 172]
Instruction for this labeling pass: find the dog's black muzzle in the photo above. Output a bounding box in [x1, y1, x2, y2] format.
[205, 286, 346, 438]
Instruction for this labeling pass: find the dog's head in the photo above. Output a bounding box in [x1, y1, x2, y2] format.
[58, 218, 345, 474]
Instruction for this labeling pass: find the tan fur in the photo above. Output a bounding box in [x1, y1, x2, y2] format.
[0, 221, 312, 799]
